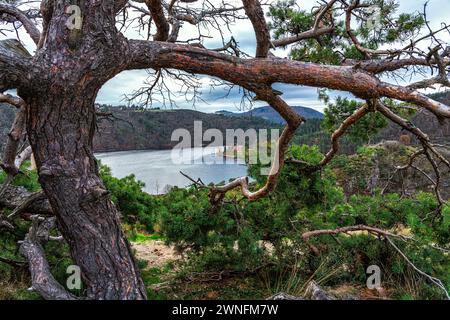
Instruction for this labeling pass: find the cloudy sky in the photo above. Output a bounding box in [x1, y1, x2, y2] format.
[2, 0, 450, 113]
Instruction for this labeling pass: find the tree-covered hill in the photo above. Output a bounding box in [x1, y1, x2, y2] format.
[216, 105, 324, 124]
[93, 106, 277, 152]
[2, 92, 449, 154]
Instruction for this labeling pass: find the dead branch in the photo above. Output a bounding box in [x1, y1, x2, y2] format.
[7, 190, 47, 220]
[0, 100, 30, 197]
[302, 224, 405, 255]
[0, 185, 52, 216]
[302, 224, 450, 299]
[0, 2, 40, 45]
[19, 216, 76, 300]
[386, 236, 449, 300]
[376, 102, 449, 206]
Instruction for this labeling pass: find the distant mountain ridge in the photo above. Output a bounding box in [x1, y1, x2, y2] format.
[216, 106, 324, 124]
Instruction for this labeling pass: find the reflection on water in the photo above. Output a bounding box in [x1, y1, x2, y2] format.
[95, 147, 248, 194]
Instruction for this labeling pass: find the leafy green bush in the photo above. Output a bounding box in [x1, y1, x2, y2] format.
[0, 160, 40, 192]
[99, 163, 159, 232]
[159, 145, 343, 271]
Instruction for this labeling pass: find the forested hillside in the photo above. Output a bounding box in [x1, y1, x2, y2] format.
[0, 104, 322, 153]
[0, 105, 276, 153]
[2, 95, 449, 155]
[216, 105, 324, 123]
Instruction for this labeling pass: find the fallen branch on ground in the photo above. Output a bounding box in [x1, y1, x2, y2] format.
[302, 224, 449, 299]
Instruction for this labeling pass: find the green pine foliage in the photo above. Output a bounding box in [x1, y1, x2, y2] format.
[269, 0, 425, 64]
[1, 145, 448, 299]
[156, 145, 449, 299]
[321, 97, 388, 145]
[99, 163, 159, 232]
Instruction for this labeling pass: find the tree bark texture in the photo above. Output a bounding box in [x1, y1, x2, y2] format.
[21, 85, 146, 299]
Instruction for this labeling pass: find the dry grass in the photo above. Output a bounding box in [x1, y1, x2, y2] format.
[0, 280, 40, 300]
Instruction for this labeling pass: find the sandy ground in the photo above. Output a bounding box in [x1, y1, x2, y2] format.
[132, 240, 179, 268]
[130, 241, 390, 299]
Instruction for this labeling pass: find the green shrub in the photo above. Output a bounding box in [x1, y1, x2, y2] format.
[158, 144, 449, 299]
[99, 163, 159, 232]
[0, 160, 40, 192]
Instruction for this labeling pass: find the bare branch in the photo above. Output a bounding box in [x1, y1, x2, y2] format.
[7, 190, 47, 220]
[272, 27, 334, 47]
[302, 224, 449, 299]
[303, 224, 405, 256]
[347, 57, 450, 74]
[385, 236, 449, 300]
[320, 103, 370, 167]
[19, 217, 76, 300]
[0, 185, 52, 216]
[0, 2, 40, 45]
[209, 87, 303, 202]
[376, 102, 448, 205]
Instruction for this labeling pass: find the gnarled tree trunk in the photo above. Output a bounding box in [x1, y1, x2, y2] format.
[21, 83, 146, 299]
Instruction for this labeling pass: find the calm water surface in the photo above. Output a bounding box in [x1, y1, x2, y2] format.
[96, 147, 248, 194]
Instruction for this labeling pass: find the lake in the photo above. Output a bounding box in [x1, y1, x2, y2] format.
[95, 147, 248, 194]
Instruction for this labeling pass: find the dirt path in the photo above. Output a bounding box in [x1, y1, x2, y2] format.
[132, 240, 179, 268]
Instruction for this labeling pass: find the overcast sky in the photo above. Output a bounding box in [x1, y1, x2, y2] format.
[2, 0, 450, 113]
